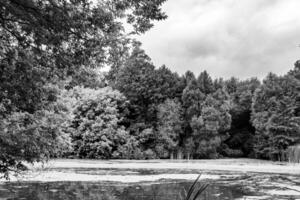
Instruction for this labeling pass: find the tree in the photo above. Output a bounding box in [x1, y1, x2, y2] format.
[197, 71, 214, 95]
[156, 99, 183, 158]
[184, 70, 196, 85]
[251, 72, 300, 160]
[113, 42, 156, 125]
[182, 79, 205, 121]
[0, 0, 167, 177]
[191, 106, 222, 159]
[190, 89, 232, 159]
[71, 87, 132, 159]
[181, 72, 224, 158]
[213, 78, 224, 91]
[154, 65, 185, 102]
[289, 60, 300, 117]
[225, 77, 238, 95]
[113, 43, 183, 127]
[111, 44, 186, 157]
[211, 88, 232, 133]
[65, 67, 106, 89]
[0, 0, 167, 73]
[0, 84, 71, 179]
[224, 78, 260, 157]
[181, 78, 206, 157]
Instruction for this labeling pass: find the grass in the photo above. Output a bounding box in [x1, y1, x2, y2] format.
[181, 174, 209, 200]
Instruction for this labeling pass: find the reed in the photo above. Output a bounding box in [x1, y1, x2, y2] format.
[183, 174, 209, 200]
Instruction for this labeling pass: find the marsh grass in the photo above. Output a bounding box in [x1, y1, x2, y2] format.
[178, 174, 209, 200]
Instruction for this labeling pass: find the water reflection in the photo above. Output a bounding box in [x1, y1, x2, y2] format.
[0, 181, 247, 200]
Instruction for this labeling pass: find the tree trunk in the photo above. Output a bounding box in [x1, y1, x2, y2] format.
[178, 150, 182, 159]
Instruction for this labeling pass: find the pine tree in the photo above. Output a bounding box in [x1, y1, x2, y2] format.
[197, 71, 214, 95]
[252, 72, 300, 160]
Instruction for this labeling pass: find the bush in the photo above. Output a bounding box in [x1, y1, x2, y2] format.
[219, 144, 244, 158]
[143, 149, 157, 159]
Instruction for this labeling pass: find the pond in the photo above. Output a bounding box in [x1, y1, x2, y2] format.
[1, 159, 300, 200]
[0, 181, 253, 200]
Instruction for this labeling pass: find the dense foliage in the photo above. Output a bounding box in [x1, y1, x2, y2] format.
[0, 0, 167, 177]
[252, 64, 300, 160]
[105, 54, 300, 161]
[70, 87, 137, 159]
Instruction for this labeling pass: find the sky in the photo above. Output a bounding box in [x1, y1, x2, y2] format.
[136, 0, 300, 79]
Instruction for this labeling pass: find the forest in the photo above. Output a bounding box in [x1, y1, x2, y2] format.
[0, 0, 300, 179]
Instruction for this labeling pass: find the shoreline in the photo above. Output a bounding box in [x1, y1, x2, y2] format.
[44, 158, 300, 175]
[1, 158, 300, 183]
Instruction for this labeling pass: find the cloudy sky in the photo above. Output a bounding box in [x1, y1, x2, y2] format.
[136, 0, 300, 79]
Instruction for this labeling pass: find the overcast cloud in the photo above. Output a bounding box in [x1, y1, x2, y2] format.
[136, 0, 300, 79]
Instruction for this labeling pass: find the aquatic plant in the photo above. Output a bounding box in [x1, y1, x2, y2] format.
[182, 174, 209, 200]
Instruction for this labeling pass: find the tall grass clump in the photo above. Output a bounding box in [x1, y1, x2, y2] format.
[181, 174, 209, 200]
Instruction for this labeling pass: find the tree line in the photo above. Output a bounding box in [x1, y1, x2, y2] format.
[0, 0, 299, 178]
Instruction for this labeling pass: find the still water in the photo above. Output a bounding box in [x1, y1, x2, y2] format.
[1, 162, 299, 200]
[0, 181, 250, 200]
